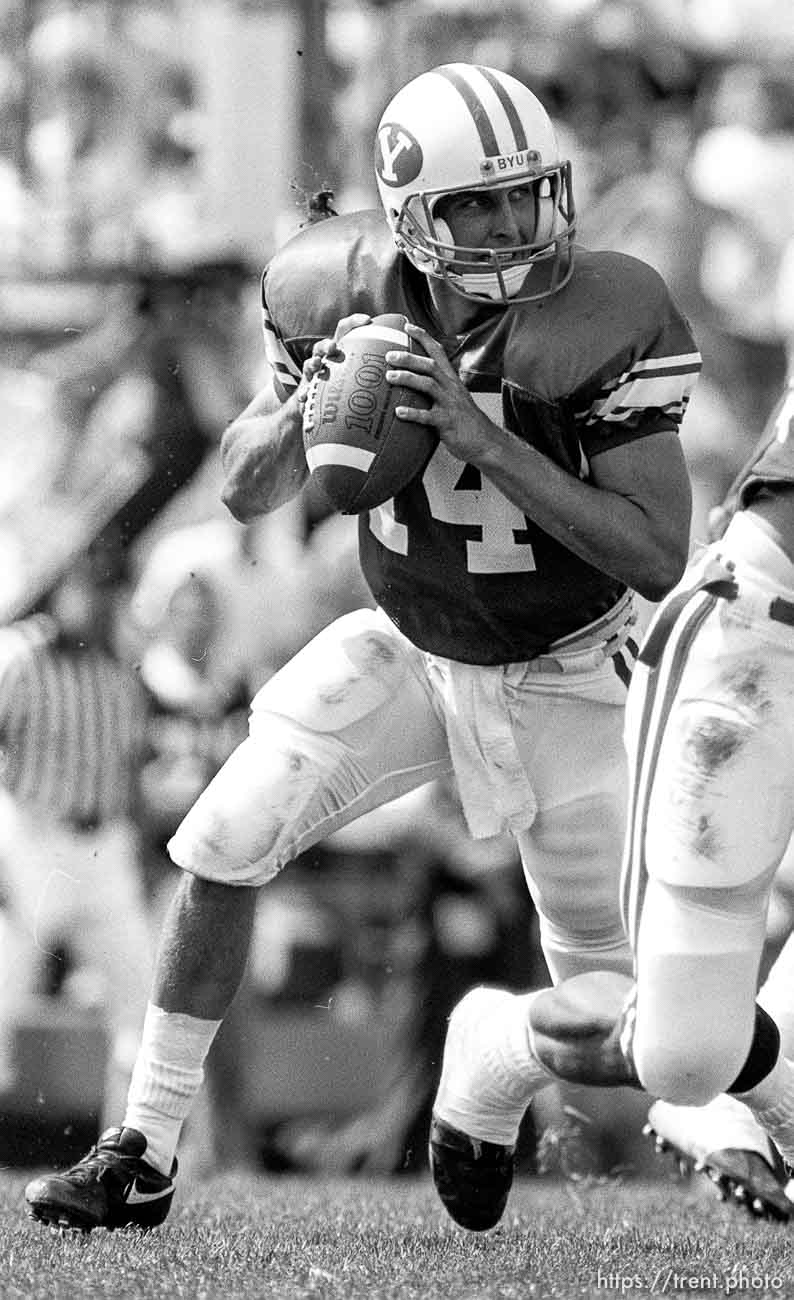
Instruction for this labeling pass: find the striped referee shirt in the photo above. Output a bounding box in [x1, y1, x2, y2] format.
[0, 616, 149, 825]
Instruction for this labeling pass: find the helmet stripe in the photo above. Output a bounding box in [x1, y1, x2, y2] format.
[475, 67, 528, 152]
[434, 65, 501, 156]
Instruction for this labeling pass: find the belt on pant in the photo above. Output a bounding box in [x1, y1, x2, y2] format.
[528, 590, 638, 675]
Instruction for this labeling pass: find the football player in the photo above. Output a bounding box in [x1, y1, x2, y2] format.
[428, 374, 794, 1230]
[25, 63, 700, 1231]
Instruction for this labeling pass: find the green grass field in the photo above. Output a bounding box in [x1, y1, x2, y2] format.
[0, 1168, 791, 1300]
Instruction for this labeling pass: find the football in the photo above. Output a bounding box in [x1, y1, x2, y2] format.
[302, 313, 438, 514]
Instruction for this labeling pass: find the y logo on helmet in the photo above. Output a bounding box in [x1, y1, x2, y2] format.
[375, 124, 423, 187]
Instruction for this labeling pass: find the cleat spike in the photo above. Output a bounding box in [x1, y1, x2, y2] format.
[643, 1101, 792, 1225]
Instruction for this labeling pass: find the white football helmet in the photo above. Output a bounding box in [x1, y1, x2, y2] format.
[374, 63, 575, 304]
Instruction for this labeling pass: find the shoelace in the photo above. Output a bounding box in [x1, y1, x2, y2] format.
[69, 1142, 137, 1185]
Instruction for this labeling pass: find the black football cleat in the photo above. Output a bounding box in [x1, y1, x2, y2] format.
[645, 1100, 792, 1224]
[25, 1127, 176, 1232]
[429, 1115, 515, 1231]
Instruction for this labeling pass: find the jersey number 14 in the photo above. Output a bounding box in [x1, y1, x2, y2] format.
[368, 393, 537, 574]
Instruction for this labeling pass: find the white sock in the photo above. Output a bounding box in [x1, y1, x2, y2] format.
[736, 1052, 794, 1168]
[433, 986, 553, 1146]
[123, 1004, 222, 1175]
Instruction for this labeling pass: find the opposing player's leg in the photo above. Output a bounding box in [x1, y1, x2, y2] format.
[625, 576, 794, 1220]
[25, 610, 452, 1230]
[646, 927, 794, 1219]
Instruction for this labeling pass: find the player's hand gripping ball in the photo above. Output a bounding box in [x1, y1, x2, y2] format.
[302, 313, 438, 514]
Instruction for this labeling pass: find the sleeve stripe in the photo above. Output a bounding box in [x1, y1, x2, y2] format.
[602, 373, 696, 408]
[587, 357, 700, 424]
[618, 352, 701, 377]
[271, 361, 298, 382]
[272, 374, 298, 403]
[595, 353, 702, 397]
[262, 306, 302, 385]
[590, 399, 690, 426]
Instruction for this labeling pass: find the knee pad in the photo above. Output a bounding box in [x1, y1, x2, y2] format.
[646, 701, 790, 891]
[250, 609, 414, 735]
[169, 722, 340, 885]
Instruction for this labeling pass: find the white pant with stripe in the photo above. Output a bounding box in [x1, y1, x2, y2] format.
[623, 521, 794, 1103]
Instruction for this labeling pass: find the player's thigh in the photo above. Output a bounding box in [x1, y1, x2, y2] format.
[169, 610, 452, 886]
[514, 694, 630, 980]
[622, 597, 794, 930]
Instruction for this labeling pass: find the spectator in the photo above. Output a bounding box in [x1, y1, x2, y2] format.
[0, 534, 154, 1132]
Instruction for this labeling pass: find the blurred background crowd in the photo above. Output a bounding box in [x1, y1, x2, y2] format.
[1, 0, 793, 1183]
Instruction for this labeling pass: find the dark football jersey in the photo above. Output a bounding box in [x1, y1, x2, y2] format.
[720, 375, 794, 517]
[263, 211, 701, 664]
